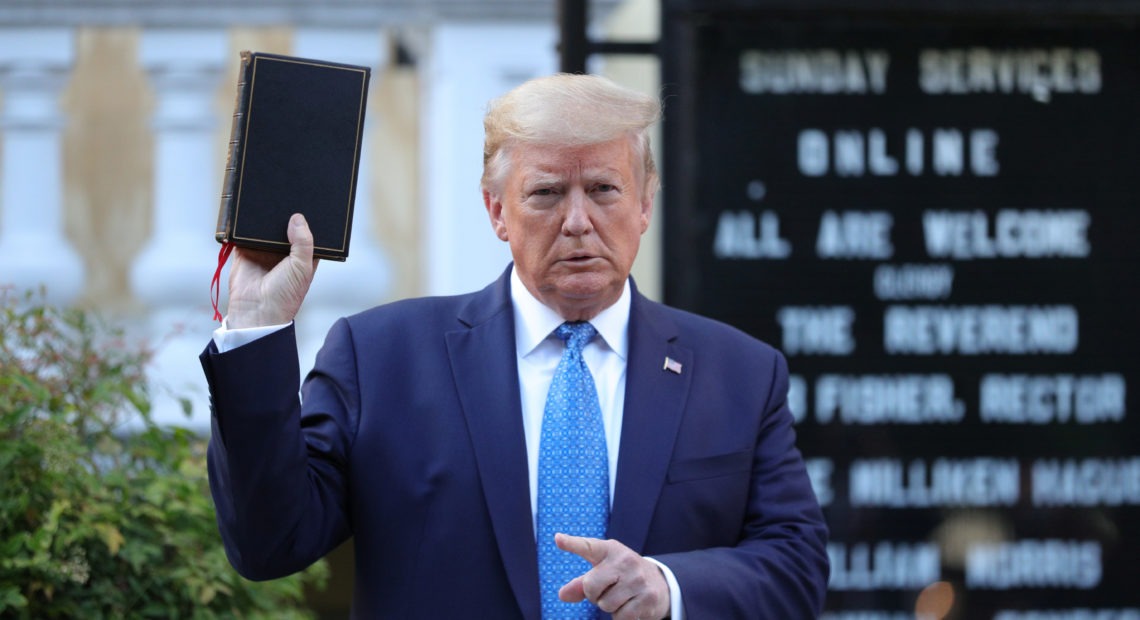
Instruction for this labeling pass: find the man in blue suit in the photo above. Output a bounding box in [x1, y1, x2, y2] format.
[202, 73, 828, 619]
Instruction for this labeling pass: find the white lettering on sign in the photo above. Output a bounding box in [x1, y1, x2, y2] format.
[740, 49, 890, 94]
[799, 130, 829, 176]
[966, 540, 1101, 589]
[923, 209, 1091, 259]
[798, 128, 998, 177]
[883, 305, 1078, 355]
[1032, 458, 1140, 507]
[980, 374, 1126, 424]
[815, 374, 964, 424]
[849, 458, 1019, 508]
[713, 210, 792, 259]
[919, 47, 1102, 102]
[828, 541, 941, 590]
[873, 263, 955, 300]
[822, 613, 914, 620]
[777, 306, 855, 355]
[804, 458, 834, 507]
[816, 210, 894, 259]
[905, 129, 924, 174]
[994, 609, 1140, 620]
[788, 374, 808, 424]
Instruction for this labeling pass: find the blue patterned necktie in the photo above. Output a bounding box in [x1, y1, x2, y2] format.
[536, 321, 609, 620]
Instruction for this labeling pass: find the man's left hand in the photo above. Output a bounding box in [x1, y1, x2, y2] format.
[556, 533, 671, 620]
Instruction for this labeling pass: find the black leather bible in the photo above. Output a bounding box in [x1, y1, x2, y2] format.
[216, 51, 370, 261]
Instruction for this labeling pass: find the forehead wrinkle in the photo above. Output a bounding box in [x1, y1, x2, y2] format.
[513, 139, 639, 188]
[582, 164, 626, 181]
[520, 169, 565, 188]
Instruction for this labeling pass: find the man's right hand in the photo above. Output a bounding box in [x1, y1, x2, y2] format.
[225, 213, 318, 328]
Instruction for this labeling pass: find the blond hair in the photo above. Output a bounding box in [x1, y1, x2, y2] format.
[481, 73, 661, 195]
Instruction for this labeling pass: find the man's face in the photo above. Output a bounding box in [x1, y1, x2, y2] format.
[484, 137, 654, 321]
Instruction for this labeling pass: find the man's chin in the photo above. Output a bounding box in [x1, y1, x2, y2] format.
[552, 272, 616, 299]
[539, 274, 624, 318]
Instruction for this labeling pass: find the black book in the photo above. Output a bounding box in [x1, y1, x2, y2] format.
[216, 51, 370, 261]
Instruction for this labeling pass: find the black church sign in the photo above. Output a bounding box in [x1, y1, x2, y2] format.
[660, 1, 1140, 616]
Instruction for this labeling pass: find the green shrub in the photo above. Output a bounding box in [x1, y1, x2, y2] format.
[0, 289, 327, 619]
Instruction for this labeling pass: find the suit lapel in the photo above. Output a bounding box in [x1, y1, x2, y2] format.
[445, 269, 541, 620]
[608, 291, 692, 553]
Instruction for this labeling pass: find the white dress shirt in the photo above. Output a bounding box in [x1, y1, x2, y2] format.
[509, 268, 684, 619]
[509, 267, 628, 519]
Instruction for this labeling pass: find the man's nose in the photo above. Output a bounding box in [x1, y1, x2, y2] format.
[561, 188, 593, 236]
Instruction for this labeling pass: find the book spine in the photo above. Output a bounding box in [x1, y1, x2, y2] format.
[216, 50, 254, 243]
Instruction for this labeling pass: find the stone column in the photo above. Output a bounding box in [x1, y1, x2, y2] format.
[0, 28, 84, 305]
[421, 22, 557, 297]
[130, 29, 227, 429]
[292, 28, 392, 370]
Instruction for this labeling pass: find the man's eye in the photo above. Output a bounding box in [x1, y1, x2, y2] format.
[533, 188, 555, 196]
[594, 184, 617, 193]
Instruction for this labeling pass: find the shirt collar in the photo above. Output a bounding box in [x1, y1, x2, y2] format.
[510, 265, 630, 360]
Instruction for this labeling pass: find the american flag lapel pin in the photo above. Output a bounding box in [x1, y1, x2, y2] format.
[663, 356, 683, 374]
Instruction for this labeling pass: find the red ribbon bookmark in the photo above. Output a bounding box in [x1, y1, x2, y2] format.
[211, 242, 235, 322]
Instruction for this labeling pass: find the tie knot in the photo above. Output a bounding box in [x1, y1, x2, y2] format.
[556, 321, 596, 354]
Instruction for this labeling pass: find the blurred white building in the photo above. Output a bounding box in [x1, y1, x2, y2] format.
[0, 0, 662, 429]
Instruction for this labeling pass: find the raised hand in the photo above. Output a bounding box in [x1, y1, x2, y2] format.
[225, 213, 318, 328]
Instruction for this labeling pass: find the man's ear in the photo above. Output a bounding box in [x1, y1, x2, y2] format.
[483, 190, 509, 241]
[638, 181, 657, 234]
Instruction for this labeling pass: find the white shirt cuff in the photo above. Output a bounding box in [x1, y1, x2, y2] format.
[645, 556, 685, 620]
[212, 317, 292, 353]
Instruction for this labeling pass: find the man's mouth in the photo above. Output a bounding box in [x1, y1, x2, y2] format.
[561, 253, 601, 265]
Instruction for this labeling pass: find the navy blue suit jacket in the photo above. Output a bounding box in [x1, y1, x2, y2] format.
[201, 268, 829, 618]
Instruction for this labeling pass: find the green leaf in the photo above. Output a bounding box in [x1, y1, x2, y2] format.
[0, 585, 29, 611]
[94, 523, 125, 556]
[0, 290, 325, 618]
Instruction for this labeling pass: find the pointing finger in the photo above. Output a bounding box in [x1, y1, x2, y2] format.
[556, 533, 609, 566]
